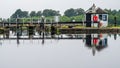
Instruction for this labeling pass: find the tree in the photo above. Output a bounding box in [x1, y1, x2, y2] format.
[42, 9, 60, 17]
[75, 8, 85, 16]
[104, 9, 111, 14]
[64, 8, 76, 17]
[30, 11, 36, 17]
[111, 10, 117, 15]
[104, 9, 120, 25]
[22, 11, 28, 18]
[36, 11, 42, 17]
[11, 9, 22, 18]
[64, 8, 85, 17]
[11, 9, 28, 18]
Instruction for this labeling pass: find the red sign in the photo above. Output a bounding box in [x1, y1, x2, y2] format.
[93, 15, 98, 22]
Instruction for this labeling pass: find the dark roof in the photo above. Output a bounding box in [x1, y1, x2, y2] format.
[86, 4, 107, 14]
[96, 7, 107, 14]
[86, 4, 96, 13]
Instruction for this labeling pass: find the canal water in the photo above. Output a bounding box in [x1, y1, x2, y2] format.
[0, 34, 120, 68]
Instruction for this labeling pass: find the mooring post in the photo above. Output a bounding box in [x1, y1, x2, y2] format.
[8, 18, 11, 38]
[114, 16, 117, 27]
[16, 15, 20, 45]
[3, 21, 5, 39]
[41, 16, 45, 44]
[38, 17, 41, 36]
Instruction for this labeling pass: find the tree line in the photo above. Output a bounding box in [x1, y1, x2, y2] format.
[10, 8, 85, 18]
[2, 8, 120, 25]
[9, 8, 85, 22]
[11, 9, 60, 18]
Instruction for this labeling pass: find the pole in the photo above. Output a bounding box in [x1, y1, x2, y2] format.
[114, 16, 117, 27]
[41, 16, 45, 44]
[16, 15, 20, 45]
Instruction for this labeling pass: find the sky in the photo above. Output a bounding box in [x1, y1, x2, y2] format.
[0, 0, 120, 18]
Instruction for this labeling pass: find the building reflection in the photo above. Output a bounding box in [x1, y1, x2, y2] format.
[85, 34, 108, 56]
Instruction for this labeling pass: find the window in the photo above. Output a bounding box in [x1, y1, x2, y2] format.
[102, 15, 107, 21]
[99, 15, 102, 20]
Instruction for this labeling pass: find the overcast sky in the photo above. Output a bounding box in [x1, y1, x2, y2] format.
[0, 0, 120, 18]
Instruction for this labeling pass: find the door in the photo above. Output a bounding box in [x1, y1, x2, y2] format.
[86, 14, 91, 27]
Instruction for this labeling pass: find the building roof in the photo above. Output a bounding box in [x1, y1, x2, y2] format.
[86, 4, 107, 14]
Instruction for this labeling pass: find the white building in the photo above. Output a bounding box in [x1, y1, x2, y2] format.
[85, 4, 108, 27]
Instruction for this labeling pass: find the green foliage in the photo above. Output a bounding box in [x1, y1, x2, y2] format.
[75, 8, 85, 15]
[45, 16, 54, 23]
[60, 16, 71, 22]
[11, 9, 28, 18]
[42, 9, 60, 17]
[64, 8, 76, 17]
[64, 8, 84, 17]
[36, 11, 42, 17]
[108, 14, 114, 24]
[104, 9, 120, 25]
[70, 15, 84, 22]
[30, 11, 36, 17]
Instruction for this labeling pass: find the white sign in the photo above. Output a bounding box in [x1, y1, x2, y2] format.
[54, 16, 59, 22]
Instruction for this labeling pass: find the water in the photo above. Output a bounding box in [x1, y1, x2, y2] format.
[0, 34, 120, 68]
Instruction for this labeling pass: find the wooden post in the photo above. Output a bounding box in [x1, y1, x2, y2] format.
[16, 15, 20, 45]
[41, 16, 45, 44]
[114, 16, 117, 27]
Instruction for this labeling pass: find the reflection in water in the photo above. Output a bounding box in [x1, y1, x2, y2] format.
[0, 33, 120, 68]
[0, 37, 2, 45]
[85, 34, 108, 56]
[17, 38, 20, 45]
[17, 33, 20, 45]
[42, 32, 45, 45]
[114, 34, 117, 40]
[0, 33, 119, 56]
